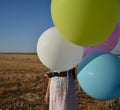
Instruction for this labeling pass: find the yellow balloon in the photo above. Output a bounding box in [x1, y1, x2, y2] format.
[118, 0, 120, 18]
[51, 0, 119, 46]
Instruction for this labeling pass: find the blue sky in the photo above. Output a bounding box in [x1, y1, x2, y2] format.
[0, 0, 119, 53]
[0, 0, 53, 53]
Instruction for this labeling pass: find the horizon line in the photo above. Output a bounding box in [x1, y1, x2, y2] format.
[0, 52, 37, 54]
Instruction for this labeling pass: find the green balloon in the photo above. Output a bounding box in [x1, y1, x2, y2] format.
[51, 0, 119, 46]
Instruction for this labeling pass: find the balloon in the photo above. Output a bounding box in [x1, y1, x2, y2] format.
[119, 17, 120, 24]
[111, 39, 120, 54]
[83, 23, 120, 56]
[118, 0, 120, 17]
[37, 27, 83, 71]
[51, 0, 119, 46]
[111, 23, 120, 54]
[77, 52, 120, 100]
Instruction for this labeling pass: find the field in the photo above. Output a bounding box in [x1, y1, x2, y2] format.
[0, 53, 120, 110]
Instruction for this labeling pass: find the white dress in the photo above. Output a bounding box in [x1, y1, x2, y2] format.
[49, 75, 78, 110]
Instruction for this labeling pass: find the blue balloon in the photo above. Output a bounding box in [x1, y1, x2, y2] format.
[77, 52, 120, 100]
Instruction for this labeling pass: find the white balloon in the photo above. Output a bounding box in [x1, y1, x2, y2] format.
[37, 27, 83, 71]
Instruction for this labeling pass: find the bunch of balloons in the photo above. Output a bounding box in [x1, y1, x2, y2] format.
[37, 0, 120, 100]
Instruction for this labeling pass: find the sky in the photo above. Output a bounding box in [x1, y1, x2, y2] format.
[0, 0, 53, 53]
[0, 0, 119, 53]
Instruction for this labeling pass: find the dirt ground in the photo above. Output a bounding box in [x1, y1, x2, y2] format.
[0, 53, 120, 110]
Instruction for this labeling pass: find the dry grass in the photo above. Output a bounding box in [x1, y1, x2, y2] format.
[0, 53, 120, 110]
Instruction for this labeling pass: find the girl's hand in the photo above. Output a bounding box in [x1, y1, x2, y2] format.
[44, 72, 55, 78]
[44, 92, 49, 104]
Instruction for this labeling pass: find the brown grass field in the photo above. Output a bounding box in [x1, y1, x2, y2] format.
[0, 53, 120, 110]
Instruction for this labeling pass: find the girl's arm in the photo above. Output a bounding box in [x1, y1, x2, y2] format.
[44, 78, 51, 104]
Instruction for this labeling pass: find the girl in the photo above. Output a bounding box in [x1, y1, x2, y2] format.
[44, 68, 78, 110]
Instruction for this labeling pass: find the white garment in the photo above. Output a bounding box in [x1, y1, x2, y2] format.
[49, 75, 78, 110]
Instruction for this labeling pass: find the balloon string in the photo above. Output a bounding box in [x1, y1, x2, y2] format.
[103, 42, 114, 50]
[103, 42, 120, 56]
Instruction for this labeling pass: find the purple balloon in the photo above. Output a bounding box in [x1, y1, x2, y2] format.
[83, 23, 120, 57]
